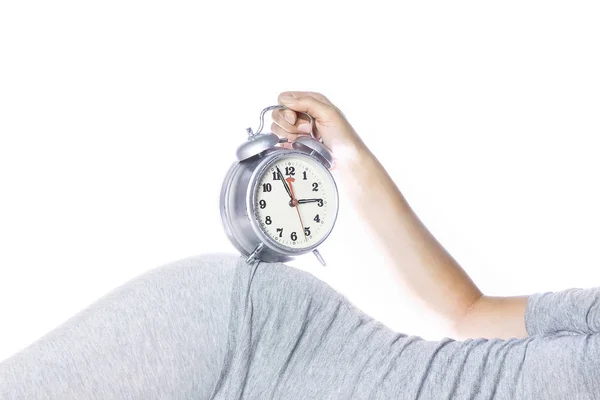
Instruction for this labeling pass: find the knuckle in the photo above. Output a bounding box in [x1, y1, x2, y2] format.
[282, 109, 296, 124]
[271, 122, 284, 135]
[307, 91, 332, 104]
[271, 122, 294, 137]
[278, 91, 295, 101]
[273, 109, 296, 127]
[271, 109, 282, 123]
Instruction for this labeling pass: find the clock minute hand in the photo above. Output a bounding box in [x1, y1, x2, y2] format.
[286, 178, 307, 241]
[297, 198, 323, 204]
[276, 167, 293, 199]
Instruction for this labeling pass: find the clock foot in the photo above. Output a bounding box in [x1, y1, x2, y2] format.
[246, 243, 264, 264]
[313, 249, 326, 267]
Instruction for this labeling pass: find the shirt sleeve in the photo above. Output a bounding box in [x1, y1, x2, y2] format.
[525, 287, 600, 336]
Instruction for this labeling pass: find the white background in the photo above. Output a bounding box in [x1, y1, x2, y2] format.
[1, 1, 599, 362]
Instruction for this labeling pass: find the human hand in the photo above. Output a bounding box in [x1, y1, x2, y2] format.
[270, 91, 368, 169]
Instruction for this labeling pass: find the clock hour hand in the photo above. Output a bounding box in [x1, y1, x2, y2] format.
[297, 198, 323, 204]
[276, 167, 293, 199]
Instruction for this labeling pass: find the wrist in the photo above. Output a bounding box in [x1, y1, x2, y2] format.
[331, 138, 373, 174]
[331, 143, 387, 206]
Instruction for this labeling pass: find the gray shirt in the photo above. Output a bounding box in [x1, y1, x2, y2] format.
[1, 254, 598, 399]
[210, 256, 600, 399]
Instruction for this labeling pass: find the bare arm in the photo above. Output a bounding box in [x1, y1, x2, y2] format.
[272, 91, 528, 340]
[335, 147, 528, 339]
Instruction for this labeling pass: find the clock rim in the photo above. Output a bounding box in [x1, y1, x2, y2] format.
[246, 150, 339, 256]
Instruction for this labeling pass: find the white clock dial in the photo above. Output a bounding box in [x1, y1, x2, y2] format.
[253, 154, 338, 250]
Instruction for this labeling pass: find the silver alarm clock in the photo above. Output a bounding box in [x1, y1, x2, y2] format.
[220, 105, 339, 266]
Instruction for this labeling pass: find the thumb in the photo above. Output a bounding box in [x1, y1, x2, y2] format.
[278, 93, 335, 123]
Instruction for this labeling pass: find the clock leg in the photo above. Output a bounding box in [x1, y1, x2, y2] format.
[313, 249, 326, 267]
[246, 243, 265, 264]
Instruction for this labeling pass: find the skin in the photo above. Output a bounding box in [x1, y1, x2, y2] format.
[270, 91, 528, 340]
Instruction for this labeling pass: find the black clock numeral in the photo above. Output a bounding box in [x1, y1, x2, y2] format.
[314, 214, 320, 223]
[302, 171, 307, 180]
[317, 199, 324, 207]
[276, 228, 283, 237]
[263, 183, 272, 192]
[272, 171, 279, 180]
[265, 216, 272, 225]
[291, 231, 297, 241]
[312, 182, 319, 192]
[304, 227, 311, 236]
[285, 166, 295, 176]
[259, 200, 266, 209]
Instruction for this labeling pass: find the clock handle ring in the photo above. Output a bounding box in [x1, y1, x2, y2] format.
[253, 105, 322, 143]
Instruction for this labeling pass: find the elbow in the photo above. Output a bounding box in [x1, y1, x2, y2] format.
[449, 294, 486, 340]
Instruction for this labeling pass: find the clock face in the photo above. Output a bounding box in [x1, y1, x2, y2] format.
[252, 154, 338, 251]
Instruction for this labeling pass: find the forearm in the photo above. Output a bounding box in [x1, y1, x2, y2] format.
[333, 145, 484, 332]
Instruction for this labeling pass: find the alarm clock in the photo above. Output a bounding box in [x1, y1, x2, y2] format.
[220, 105, 339, 266]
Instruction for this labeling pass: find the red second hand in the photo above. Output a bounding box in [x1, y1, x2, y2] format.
[286, 177, 306, 241]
